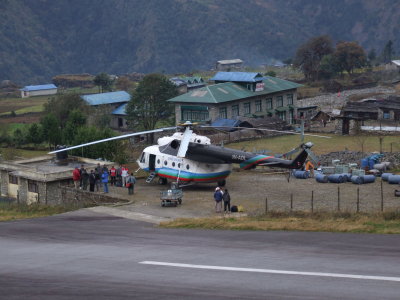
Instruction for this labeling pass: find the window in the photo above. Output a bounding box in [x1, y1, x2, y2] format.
[181, 106, 209, 122]
[219, 107, 227, 119]
[243, 102, 251, 114]
[172, 162, 175, 167]
[266, 98, 273, 110]
[28, 180, 39, 193]
[186, 164, 190, 170]
[276, 96, 283, 107]
[9, 175, 18, 184]
[164, 161, 168, 166]
[255, 100, 262, 112]
[277, 111, 286, 121]
[232, 105, 239, 117]
[289, 110, 294, 124]
[287, 94, 293, 105]
[383, 111, 390, 119]
[246, 84, 253, 91]
[140, 152, 146, 163]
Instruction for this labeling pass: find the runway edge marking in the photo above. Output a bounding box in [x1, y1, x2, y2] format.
[139, 261, 400, 282]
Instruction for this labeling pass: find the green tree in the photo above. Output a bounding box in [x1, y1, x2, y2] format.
[125, 73, 178, 140]
[26, 123, 43, 145]
[63, 109, 87, 143]
[334, 41, 367, 75]
[368, 48, 377, 62]
[115, 76, 135, 91]
[94, 72, 113, 93]
[319, 54, 341, 79]
[381, 40, 394, 63]
[40, 113, 62, 148]
[70, 126, 123, 161]
[13, 128, 26, 147]
[294, 35, 334, 81]
[44, 93, 88, 129]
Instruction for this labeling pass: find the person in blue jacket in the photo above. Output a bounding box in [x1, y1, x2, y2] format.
[214, 187, 223, 213]
[101, 169, 109, 193]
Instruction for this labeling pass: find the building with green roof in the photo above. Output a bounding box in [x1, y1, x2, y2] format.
[167, 72, 302, 124]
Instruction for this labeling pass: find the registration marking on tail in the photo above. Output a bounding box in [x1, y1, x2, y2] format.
[139, 261, 400, 282]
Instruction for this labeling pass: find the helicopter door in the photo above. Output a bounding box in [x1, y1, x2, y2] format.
[149, 154, 156, 171]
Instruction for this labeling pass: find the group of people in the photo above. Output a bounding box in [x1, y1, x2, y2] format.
[213, 187, 231, 213]
[72, 163, 136, 195]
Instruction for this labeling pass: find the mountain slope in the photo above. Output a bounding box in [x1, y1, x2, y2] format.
[1, 0, 399, 84]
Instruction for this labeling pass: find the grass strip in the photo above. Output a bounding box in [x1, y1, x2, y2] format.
[0, 202, 82, 222]
[160, 211, 400, 234]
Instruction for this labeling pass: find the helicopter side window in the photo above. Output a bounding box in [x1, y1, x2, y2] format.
[157, 159, 160, 164]
[178, 163, 181, 168]
[186, 164, 190, 170]
[172, 162, 175, 167]
[164, 161, 167, 166]
[140, 152, 145, 163]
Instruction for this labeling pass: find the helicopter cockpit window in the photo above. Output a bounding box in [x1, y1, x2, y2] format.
[186, 164, 190, 170]
[140, 152, 145, 163]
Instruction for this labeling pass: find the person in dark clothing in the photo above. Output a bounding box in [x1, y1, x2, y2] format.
[127, 173, 136, 195]
[94, 164, 101, 192]
[214, 187, 223, 213]
[81, 169, 89, 190]
[79, 164, 85, 188]
[222, 188, 231, 213]
[89, 170, 96, 192]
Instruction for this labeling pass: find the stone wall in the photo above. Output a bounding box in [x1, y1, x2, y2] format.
[59, 186, 130, 206]
[318, 151, 400, 168]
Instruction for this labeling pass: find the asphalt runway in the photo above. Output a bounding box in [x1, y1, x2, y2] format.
[1, 209, 400, 299]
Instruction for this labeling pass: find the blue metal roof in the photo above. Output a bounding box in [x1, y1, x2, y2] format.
[20, 84, 57, 91]
[210, 72, 264, 83]
[211, 118, 241, 131]
[81, 91, 130, 106]
[112, 103, 127, 115]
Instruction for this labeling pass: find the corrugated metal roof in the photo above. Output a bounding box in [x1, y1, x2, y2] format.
[82, 91, 130, 106]
[20, 84, 57, 91]
[168, 77, 302, 104]
[217, 59, 243, 64]
[112, 103, 127, 115]
[392, 60, 400, 66]
[211, 72, 264, 82]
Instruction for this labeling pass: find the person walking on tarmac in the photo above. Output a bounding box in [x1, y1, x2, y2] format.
[222, 188, 231, 213]
[126, 173, 137, 195]
[214, 187, 223, 213]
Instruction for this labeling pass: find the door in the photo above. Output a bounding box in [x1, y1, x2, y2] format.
[342, 118, 350, 135]
[149, 154, 156, 171]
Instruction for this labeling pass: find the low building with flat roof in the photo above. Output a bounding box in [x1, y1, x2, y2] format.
[20, 84, 57, 98]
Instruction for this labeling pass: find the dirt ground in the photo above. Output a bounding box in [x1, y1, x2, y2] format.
[0, 114, 42, 125]
[103, 169, 400, 220]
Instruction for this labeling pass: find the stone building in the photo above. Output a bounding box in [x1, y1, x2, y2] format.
[0, 155, 114, 205]
[167, 72, 302, 125]
[216, 59, 243, 71]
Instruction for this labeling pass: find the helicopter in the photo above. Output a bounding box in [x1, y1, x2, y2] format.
[49, 121, 327, 187]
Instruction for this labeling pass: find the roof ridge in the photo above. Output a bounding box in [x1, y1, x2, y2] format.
[205, 85, 218, 103]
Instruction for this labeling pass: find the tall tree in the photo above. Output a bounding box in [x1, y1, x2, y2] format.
[44, 93, 88, 129]
[94, 72, 113, 93]
[334, 41, 367, 75]
[125, 74, 178, 138]
[63, 109, 87, 143]
[294, 35, 334, 81]
[381, 40, 394, 63]
[40, 113, 62, 148]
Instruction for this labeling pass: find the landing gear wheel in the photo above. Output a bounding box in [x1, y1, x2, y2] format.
[178, 198, 182, 205]
[158, 178, 167, 185]
[217, 179, 226, 187]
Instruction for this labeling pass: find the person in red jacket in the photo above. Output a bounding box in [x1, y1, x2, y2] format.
[72, 167, 81, 189]
[110, 166, 117, 186]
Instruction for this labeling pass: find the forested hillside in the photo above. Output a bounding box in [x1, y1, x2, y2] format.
[1, 0, 399, 84]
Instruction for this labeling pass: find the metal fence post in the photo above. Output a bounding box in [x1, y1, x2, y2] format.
[381, 180, 384, 212]
[356, 187, 360, 213]
[265, 196, 268, 214]
[311, 190, 314, 213]
[290, 193, 293, 212]
[337, 186, 340, 212]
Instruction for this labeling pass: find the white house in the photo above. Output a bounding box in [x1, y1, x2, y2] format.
[20, 84, 58, 98]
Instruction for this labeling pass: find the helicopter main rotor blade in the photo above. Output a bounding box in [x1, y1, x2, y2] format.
[201, 125, 330, 139]
[48, 127, 176, 154]
[177, 127, 193, 158]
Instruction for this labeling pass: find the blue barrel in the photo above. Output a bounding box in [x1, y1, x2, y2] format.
[328, 174, 344, 183]
[381, 173, 393, 181]
[362, 175, 376, 183]
[368, 160, 375, 170]
[315, 173, 328, 183]
[294, 170, 309, 179]
[388, 175, 400, 184]
[351, 176, 364, 184]
[342, 173, 352, 182]
[361, 158, 369, 169]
